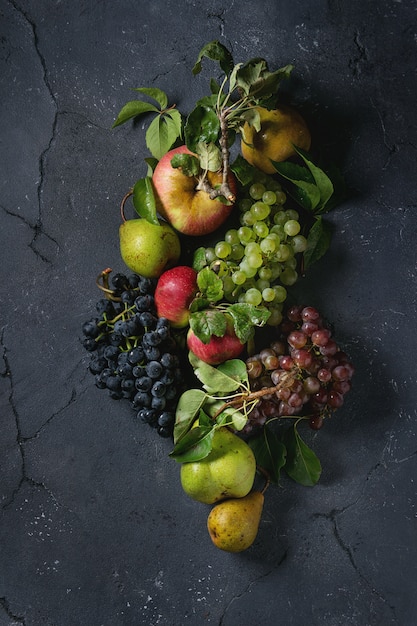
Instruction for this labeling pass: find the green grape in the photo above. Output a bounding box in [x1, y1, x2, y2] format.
[285, 209, 299, 220]
[246, 252, 263, 269]
[251, 201, 270, 220]
[222, 275, 235, 294]
[273, 285, 287, 303]
[258, 266, 272, 280]
[211, 259, 228, 276]
[239, 198, 252, 213]
[232, 270, 246, 285]
[275, 191, 287, 205]
[275, 244, 291, 262]
[273, 210, 287, 226]
[205, 247, 216, 263]
[270, 262, 282, 280]
[267, 307, 283, 325]
[230, 243, 245, 260]
[285, 256, 297, 270]
[249, 183, 266, 200]
[280, 267, 298, 285]
[253, 221, 269, 238]
[241, 211, 256, 226]
[215, 241, 232, 259]
[262, 190, 277, 205]
[270, 224, 285, 240]
[245, 288, 262, 306]
[245, 241, 261, 256]
[291, 234, 308, 253]
[284, 219, 301, 236]
[256, 278, 270, 292]
[262, 287, 276, 302]
[239, 259, 257, 278]
[260, 236, 276, 254]
[238, 226, 253, 244]
[225, 229, 240, 245]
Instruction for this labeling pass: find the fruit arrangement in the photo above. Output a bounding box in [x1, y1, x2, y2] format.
[81, 41, 353, 553]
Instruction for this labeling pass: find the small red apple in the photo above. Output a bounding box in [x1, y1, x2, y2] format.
[154, 265, 198, 328]
[187, 327, 245, 365]
[152, 145, 237, 236]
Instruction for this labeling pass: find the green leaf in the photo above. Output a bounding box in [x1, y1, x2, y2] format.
[169, 418, 215, 463]
[173, 389, 208, 444]
[189, 296, 210, 313]
[215, 406, 247, 431]
[132, 177, 158, 225]
[227, 303, 270, 343]
[217, 359, 249, 387]
[144, 157, 158, 176]
[303, 216, 332, 268]
[112, 100, 158, 128]
[133, 87, 168, 110]
[272, 160, 321, 211]
[230, 154, 258, 186]
[170, 152, 200, 177]
[192, 40, 234, 76]
[196, 142, 222, 172]
[283, 424, 322, 486]
[145, 114, 182, 160]
[189, 309, 227, 344]
[184, 104, 220, 153]
[191, 358, 245, 394]
[236, 59, 293, 99]
[248, 425, 287, 483]
[192, 247, 208, 271]
[294, 146, 334, 212]
[197, 267, 224, 302]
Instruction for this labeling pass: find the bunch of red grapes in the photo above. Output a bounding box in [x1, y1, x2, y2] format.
[244, 304, 354, 434]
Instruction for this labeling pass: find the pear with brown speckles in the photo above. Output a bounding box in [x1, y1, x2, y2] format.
[207, 491, 264, 552]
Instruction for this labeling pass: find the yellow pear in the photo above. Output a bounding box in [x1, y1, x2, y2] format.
[241, 105, 311, 173]
[207, 491, 264, 552]
[180, 427, 256, 504]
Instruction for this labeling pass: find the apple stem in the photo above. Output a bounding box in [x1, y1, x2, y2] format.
[120, 190, 133, 223]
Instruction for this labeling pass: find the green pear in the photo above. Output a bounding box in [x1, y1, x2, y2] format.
[119, 218, 181, 279]
[207, 491, 264, 552]
[180, 427, 256, 504]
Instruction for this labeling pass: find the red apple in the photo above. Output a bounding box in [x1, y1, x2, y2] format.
[154, 265, 198, 328]
[187, 327, 245, 365]
[152, 145, 237, 236]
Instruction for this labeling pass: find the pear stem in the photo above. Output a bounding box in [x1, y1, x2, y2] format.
[120, 189, 133, 223]
[257, 465, 271, 494]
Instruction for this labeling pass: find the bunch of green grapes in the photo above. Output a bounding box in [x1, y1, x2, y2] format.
[200, 178, 308, 325]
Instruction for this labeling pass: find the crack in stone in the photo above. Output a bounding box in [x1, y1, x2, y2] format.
[0, 596, 26, 625]
[313, 508, 397, 620]
[1, 327, 75, 510]
[370, 96, 398, 170]
[218, 550, 288, 625]
[348, 30, 368, 77]
[9, 0, 58, 263]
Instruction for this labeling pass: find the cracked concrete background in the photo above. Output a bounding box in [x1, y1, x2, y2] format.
[1, 0, 416, 624]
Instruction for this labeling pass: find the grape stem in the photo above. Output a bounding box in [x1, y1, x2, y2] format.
[211, 370, 296, 419]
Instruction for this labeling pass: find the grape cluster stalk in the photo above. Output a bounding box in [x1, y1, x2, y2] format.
[196, 176, 308, 325]
[242, 304, 355, 435]
[81, 270, 185, 437]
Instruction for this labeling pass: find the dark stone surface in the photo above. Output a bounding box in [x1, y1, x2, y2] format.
[1, 1, 416, 624]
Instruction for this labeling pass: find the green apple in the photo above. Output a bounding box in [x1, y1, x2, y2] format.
[119, 217, 181, 279]
[180, 427, 256, 504]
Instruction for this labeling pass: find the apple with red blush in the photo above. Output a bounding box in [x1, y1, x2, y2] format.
[154, 265, 198, 328]
[152, 145, 237, 236]
[187, 326, 245, 366]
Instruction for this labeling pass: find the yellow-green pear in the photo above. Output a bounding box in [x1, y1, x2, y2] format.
[119, 218, 181, 279]
[180, 427, 256, 504]
[207, 491, 264, 552]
